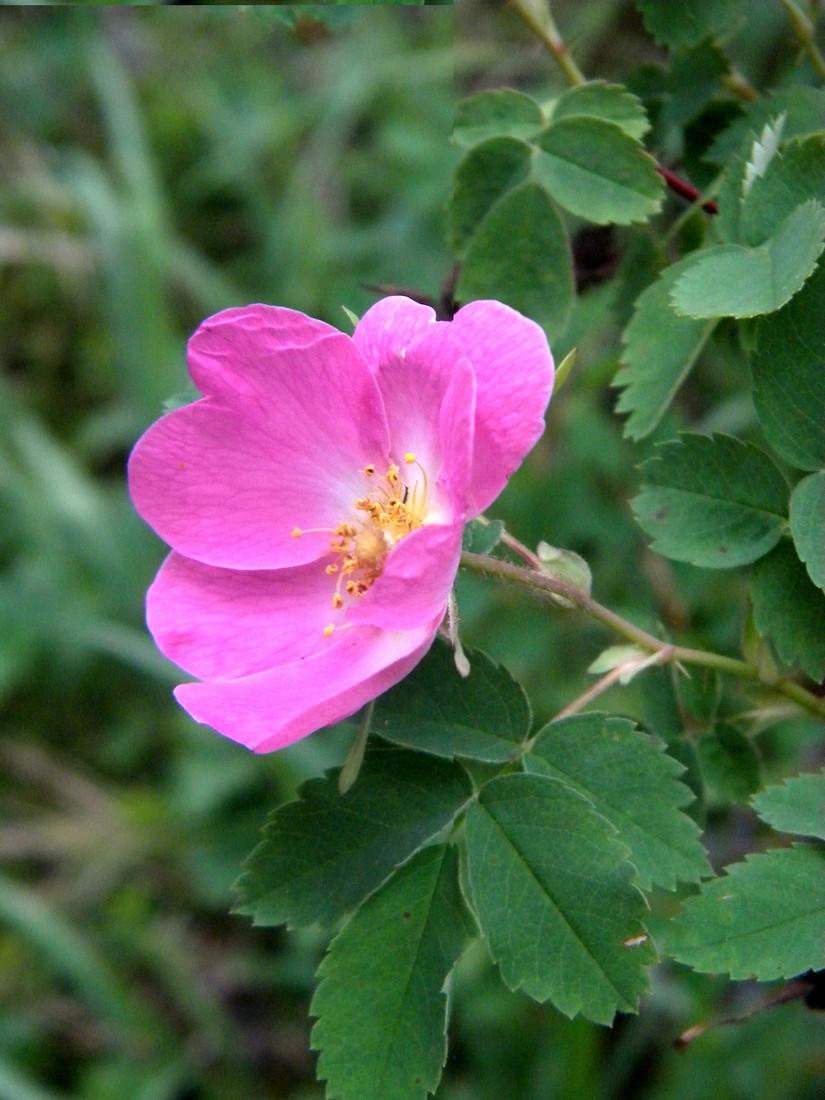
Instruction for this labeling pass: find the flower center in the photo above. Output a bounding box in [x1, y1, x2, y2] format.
[291, 454, 429, 637]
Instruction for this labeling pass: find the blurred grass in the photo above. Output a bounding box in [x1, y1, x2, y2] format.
[1, 4, 823, 1100]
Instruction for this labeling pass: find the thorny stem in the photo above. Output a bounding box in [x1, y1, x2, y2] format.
[509, 0, 586, 85]
[460, 550, 825, 722]
[780, 0, 825, 80]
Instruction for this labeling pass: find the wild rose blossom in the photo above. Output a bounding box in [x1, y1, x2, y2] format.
[128, 296, 554, 752]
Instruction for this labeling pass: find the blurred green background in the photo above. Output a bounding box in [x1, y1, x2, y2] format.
[1, 4, 822, 1099]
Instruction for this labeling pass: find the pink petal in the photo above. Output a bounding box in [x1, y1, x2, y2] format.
[412, 300, 554, 516]
[128, 306, 391, 570]
[353, 295, 438, 376]
[173, 620, 440, 753]
[345, 523, 460, 631]
[436, 356, 475, 518]
[354, 298, 455, 495]
[345, 359, 475, 631]
[146, 552, 342, 682]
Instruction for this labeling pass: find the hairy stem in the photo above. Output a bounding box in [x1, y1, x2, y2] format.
[460, 550, 825, 721]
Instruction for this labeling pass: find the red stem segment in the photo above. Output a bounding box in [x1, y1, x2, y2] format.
[657, 166, 718, 215]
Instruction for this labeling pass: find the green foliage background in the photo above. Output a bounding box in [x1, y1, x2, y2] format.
[1, 3, 823, 1099]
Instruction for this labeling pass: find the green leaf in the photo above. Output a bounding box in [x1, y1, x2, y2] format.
[456, 179, 575, 338]
[614, 262, 717, 440]
[549, 81, 650, 140]
[633, 434, 788, 569]
[670, 202, 825, 319]
[752, 770, 825, 841]
[233, 747, 472, 929]
[790, 471, 825, 591]
[448, 136, 532, 255]
[536, 542, 592, 602]
[525, 714, 710, 891]
[534, 117, 663, 225]
[750, 541, 825, 681]
[465, 773, 655, 1024]
[752, 260, 825, 471]
[697, 723, 762, 802]
[312, 845, 473, 1100]
[739, 134, 825, 246]
[638, 0, 743, 48]
[372, 640, 531, 763]
[707, 88, 825, 165]
[461, 516, 504, 556]
[662, 40, 730, 131]
[663, 845, 825, 980]
[453, 89, 544, 148]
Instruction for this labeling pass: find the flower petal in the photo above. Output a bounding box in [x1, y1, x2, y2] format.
[173, 620, 440, 752]
[128, 306, 391, 570]
[146, 551, 340, 682]
[411, 300, 554, 516]
[354, 298, 453, 492]
[345, 523, 460, 631]
[353, 295, 438, 376]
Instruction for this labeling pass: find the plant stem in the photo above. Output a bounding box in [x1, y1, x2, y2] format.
[460, 550, 825, 721]
[509, 0, 586, 86]
[780, 0, 825, 80]
[657, 166, 719, 215]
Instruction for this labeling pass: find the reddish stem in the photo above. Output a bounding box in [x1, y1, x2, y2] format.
[657, 166, 718, 215]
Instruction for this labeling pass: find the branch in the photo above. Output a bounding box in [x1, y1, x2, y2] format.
[460, 550, 825, 722]
[508, 0, 586, 86]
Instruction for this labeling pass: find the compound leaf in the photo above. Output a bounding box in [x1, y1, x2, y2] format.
[234, 747, 471, 929]
[750, 541, 825, 681]
[549, 81, 650, 140]
[453, 89, 544, 147]
[525, 714, 710, 890]
[614, 263, 717, 439]
[373, 640, 531, 763]
[752, 770, 825, 841]
[663, 845, 825, 980]
[790, 471, 825, 592]
[670, 202, 825, 319]
[466, 773, 655, 1024]
[535, 117, 663, 225]
[312, 845, 473, 1100]
[752, 260, 825, 471]
[633, 434, 788, 569]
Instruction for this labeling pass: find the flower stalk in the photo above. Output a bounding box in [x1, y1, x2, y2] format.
[460, 550, 825, 722]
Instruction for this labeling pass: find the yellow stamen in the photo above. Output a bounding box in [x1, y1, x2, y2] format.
[294, 455, 432, 637]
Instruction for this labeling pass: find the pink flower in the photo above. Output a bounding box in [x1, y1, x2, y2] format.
[128, 297, 553, 752]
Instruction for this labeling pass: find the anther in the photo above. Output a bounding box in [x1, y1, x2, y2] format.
[331, 594, 344, 610]
[404, 453, 417, 464]
[362, 464, 375, 477]
[291, 527, 302, 538]
[325, 563, 339, 575]
[323, 624, 334, 638]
